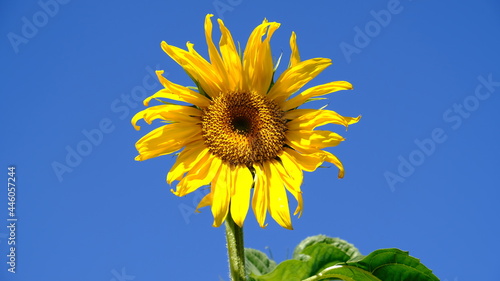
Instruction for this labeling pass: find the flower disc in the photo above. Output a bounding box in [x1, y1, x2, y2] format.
[201, 91, 287, 166]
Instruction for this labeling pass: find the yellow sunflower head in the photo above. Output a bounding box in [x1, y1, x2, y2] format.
[132, 14, 360, 230]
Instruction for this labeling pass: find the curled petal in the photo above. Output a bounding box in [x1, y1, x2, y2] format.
[217, 18, 243, 90]
[204, 14, 229, 90]
[195, 190, 213, 212]
[167, 143, 209, 184]
[243, 20, 280, 95]
[283, 148, 325, 172]
[283, 81, 353, 111]
[286, 109, 361, 130]
[320, 150, 345, 178]
[267, 58, 331, 105]
[173, 154, 222, 196]
[289, 31, 300, 68]
[161, 42, 224, 98]
[286, 130, 345, 153]
[145, 70, 211, 107]
[132, 104, 201, 130]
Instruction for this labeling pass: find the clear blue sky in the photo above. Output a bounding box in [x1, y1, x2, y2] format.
[2, 0, 499, 280]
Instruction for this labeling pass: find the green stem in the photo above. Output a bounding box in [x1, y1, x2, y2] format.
[225, 213, 246, 281]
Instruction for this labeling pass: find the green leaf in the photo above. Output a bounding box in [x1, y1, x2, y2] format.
[246, 236, 438, 281]
[245, 248, 277, 278]
[249, 259, 311, 281]
[305, 248, 439, 281]
[348, 249, 439, 281]
[293, 235, 362, 262]
[249, 235, 362, 281]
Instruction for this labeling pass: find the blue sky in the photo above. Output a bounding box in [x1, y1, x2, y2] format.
[2, 0, 499, 280]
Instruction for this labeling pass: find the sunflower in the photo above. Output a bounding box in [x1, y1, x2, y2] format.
[132, 14, 359, 230]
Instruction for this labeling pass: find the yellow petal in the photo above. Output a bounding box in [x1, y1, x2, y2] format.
[345, 116, 361, 125]
[171, 151, 212, 196]
[286, 130, 345, 153]
[174, 154, 222, 196]
[229, 165, 253, 227]
[204, 14, 229, 90]
[282, 81, 353, 111]
[320, 150, 345, 178]
[211, 162, 231, 227]
[195, 190, 213, 212]
[252, 164, 268, 228]
[217, 18, 242, 90]
[264, 161, 293, 230]
[145, 70, 211, 108]
[289, 31, 300, 68]
[256, 21, 280, 95]
[283, 108, 316, 119]
[278, 150, 304, 191]
[275, 152, 304, 217]
[286, 109, 361, 131]
[243, 20, 280, 95]
[161, 41, 224, 98]
[284, 147, 325, 172]
[289, 148, 345, 178]
[267, 58, 331, 105]
[135, 123, 201, 161]
[167, 143, 209, 184]
[131, 104, 201, 130]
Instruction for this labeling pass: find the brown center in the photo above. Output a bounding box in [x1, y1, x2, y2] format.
[201, 92, 286, 166]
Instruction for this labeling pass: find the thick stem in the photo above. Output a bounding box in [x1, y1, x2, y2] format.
[225, 214, 246, 281]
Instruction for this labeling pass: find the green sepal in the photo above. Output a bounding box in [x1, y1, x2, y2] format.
[304, 97, 327, 103]
[273, 52, 283, 72]
[154, 98, 176, 105]
[183, 70, 210, 99]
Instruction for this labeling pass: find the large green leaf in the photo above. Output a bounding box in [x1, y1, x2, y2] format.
[248, 235, 362, 281]
[345, 248, 439, 281]
[246, 235, 439, 281]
